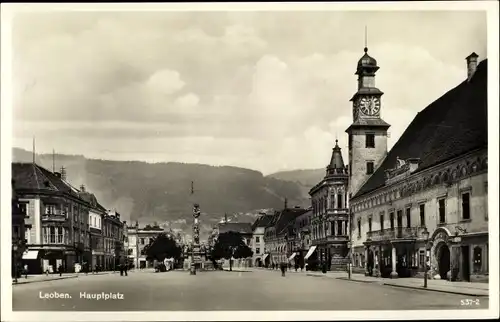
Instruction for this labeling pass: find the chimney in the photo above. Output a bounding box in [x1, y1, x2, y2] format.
[80, 184, 85, 192]
[466, 52, 479, 81]
[60, 166, 67, 181]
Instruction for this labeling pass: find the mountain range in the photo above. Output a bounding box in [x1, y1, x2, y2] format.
[12, 148, 323, 238]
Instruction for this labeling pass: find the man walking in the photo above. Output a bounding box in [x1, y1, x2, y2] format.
[280, 261, 286, 277]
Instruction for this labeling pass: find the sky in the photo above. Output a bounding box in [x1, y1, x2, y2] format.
[11, 10, 487, 175]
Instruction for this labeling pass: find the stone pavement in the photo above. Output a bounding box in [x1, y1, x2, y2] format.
[14, 268, 487, 311]
[12, 270, 119, 285]
[306, 271, 489, 297]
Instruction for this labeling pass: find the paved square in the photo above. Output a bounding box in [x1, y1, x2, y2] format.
[12, 269, 488, 311]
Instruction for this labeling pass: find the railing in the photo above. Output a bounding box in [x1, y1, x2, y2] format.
[366, 227, 425, 242]
[42, 214, 66, 221]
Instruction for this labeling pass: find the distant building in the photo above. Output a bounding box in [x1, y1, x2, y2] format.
[264, 207, 309, 266]
[251, 214, 274, 267]
[79, 186, 107, 270]
[103, 210, 126, 270]
[291, 208, 313, 269]
[217, 222, 253, 246]
[127, 223, 164, 269]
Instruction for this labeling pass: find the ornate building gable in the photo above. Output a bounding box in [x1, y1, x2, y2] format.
[384, 157, 421, 185]
[351, 150, 487, 212]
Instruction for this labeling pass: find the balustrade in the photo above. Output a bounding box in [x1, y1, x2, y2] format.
[366, 227, 425, 242]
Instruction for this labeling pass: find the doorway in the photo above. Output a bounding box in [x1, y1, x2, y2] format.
[461, 246, 471, 282]
[438, 244, 450, 280]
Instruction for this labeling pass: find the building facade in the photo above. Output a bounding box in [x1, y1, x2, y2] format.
[309, 141, 350, 271]
[251, 214, 274, 267]
[102, 210, 125, 270]
[263, 207, 308, 267]
[127, 224, 164, 269]
[348, 51, 488, 281]
[13, 163, 92, 274]
[291, 208, 313, 269]
[12, 179, 27, 276]
[79, 186, 107, 270]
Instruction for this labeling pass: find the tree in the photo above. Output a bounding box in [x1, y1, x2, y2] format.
[210, 231, 253, 271]
[143, 233, 182, 263]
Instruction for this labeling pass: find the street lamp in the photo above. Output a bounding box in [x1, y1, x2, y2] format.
[13, 243, 19, 283]
[422, 227, 430, 288]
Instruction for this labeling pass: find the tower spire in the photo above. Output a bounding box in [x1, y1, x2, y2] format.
[364, 25, 368, 51]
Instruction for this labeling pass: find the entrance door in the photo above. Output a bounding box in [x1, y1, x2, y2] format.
[438, 244, 451, 280]
[461, 246, 471, 282]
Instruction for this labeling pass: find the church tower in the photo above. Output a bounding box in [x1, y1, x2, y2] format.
[346, 44, 390, 197]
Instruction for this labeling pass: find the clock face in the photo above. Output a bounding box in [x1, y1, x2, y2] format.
[359, 96, 381, 116]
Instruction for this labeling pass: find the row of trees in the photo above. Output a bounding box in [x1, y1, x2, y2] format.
[142, 231, 253, 271]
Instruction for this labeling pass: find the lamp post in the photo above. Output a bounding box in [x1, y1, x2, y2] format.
[13, 243, 19, 283]
[422, 227, 430, 288]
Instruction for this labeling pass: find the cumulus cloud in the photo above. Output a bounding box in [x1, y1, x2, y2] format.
[11, 11, 487, 174]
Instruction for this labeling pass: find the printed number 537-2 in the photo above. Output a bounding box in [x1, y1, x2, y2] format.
[461, 299, 480, 306]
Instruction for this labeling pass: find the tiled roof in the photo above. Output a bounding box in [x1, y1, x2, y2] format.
[218, 222, 253, 235]
[251, 215, 274, 230]
[79, 192, 107, 213]
[275, 208, 309, 235]
[12, 163, 81, 199]
[354, 59, 488, 198]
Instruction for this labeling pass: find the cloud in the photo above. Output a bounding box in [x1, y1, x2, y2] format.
[175, 93, 200, 110]
[11, 11, 487, 174]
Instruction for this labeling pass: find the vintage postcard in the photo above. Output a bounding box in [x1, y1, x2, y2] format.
[1, 1, 499, 321]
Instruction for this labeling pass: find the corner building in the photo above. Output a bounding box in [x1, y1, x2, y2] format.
[309, 141, 350, 271]
[348, 50, 488, 282]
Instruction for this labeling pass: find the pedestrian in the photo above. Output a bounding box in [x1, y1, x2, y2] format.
[124, 263, 128, 276]
[280, 262, 286, 277]
[58, 264, 63, 277]
[23, 264, 28, 279]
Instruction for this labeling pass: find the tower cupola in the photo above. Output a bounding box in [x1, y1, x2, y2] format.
[326, 140, 348, 177]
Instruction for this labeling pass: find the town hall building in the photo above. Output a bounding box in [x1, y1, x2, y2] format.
[347, 47, 488, 282]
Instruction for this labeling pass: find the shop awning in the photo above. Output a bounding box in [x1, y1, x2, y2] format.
[22, 250, 39, 260]
[304, 246, 317, 260]
[262, 254, 269, 261]
[288, 253, 297, 261]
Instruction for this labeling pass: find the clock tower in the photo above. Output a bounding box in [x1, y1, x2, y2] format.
[346, 46, 390, 197]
